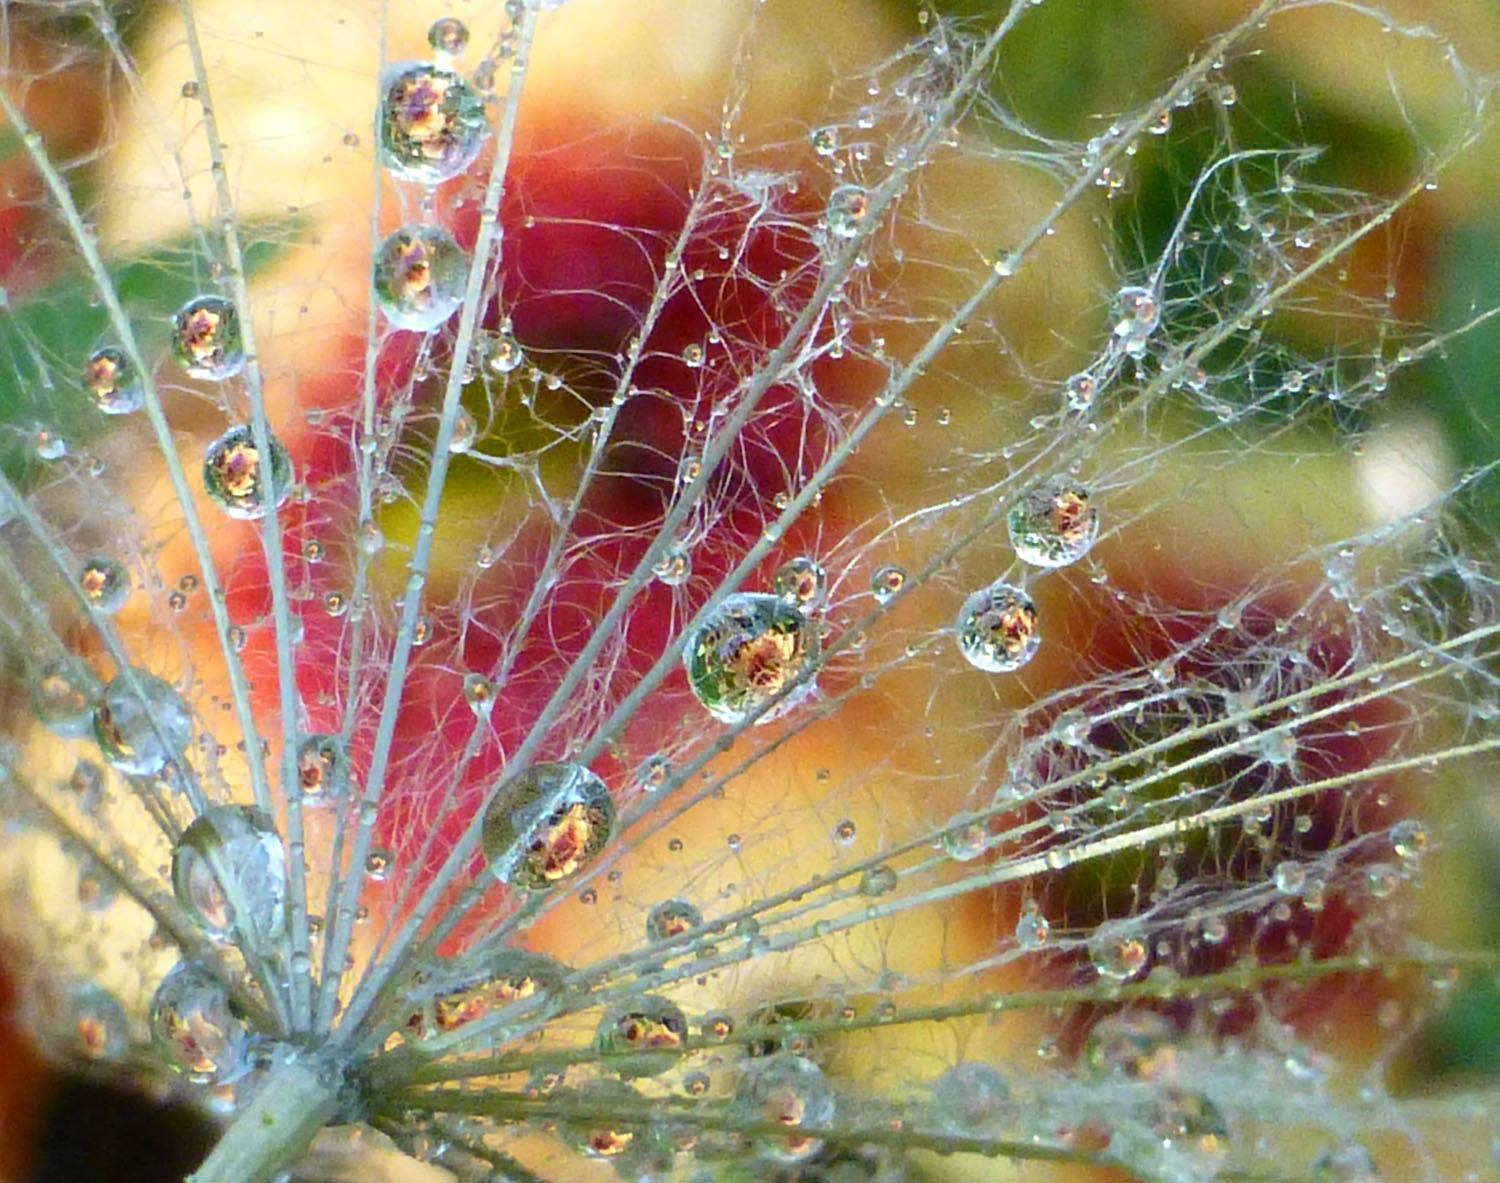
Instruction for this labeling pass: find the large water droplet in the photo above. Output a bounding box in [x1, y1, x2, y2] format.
[646, 898, 703, 943]
[78, 557, 130, 614]
[1082, 1010, 1179, 1078]
[730, 1053, 836, 1164]
[682, 592, 820, 725]
[482, 761, 615, 891]
[1111, 284, 1160, 353]
[772, 556, 827, 610]
[427, 16, 470, 56]
[1007, 477, 1099, 568]
[378, 62, 488, 184]
[930, 1062, 1011, 1136]
[70, 984, 130, 1061]
[172, 295, 244, 381]
[203, 424, 294, 520]
[149, 961, 244, 1081]
[405, 949, 568, 1044]
[93, 671, 194, 776]
[596, 995, 689, 1079]
[463, 672, 496, 718]
[826, 184, 871, 240]
[32, 657, 102, 738]
[171, 805, 286, 945]
[1014, 900, 1050, 950]
[84, 347, 143, 414]
[373, 226, 467, 331]
[1087, 921, 1149, 982]
[295, 734, 349, 805]
[955, 582, 1040, 673]
[869, 564, 906, 604]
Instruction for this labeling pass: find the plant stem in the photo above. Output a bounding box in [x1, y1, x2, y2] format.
[187, 1056, 344, 1183]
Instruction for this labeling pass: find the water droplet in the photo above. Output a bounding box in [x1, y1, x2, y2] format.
[810, 126, 837, 155]
[172, 296, 244, 381]
[484, 329, 524, 374]
[859, 864, 897, 896]
[84, 347, 143, 414]
[1273, 860, 1307, 895]
[597, 995, 689, 1079]
[1082, 1010, 1179, 1078]
[683, 593, 820, 725]
[482, 761, 615, 891]
[1311, 1142, 1380, 1182]
[378, 62, 488, 184]
[32, 659, 102, 738]
[646, 898, 703, 942]
[772, 556, 827, 610]
[463, 672, 496, 718]
[941, 815, 988, 862]
[1390, 818, 1427, 862]
[78, 557, 130, 614]
[1087, 921, 1149, 982]
[702, 1012, 734, 1041]
[171, 805, 286, 944]
[1364, 862, 1400, 898]
[373, 226, 467, 331]
[870, 564, 905, 603]
[826, 184, 870, 240]
[931, 1062, 1011, 1136]
[653, 546, 691, 586]
[203, 424, 294, 520]
[149, 962, 244, 1081]
[94, 671, 194, 776]
[295, 734, 348, 805]
[1151, 1089, 1229, 1153]
[681, 342, 705, 368]
[1008, 477, 1099, 567]
[636, 754, 670, 792]
[1014, 900, 1050, 950]
[730, 1054, 836, 1163]
[832, 818, 856, 846]
[1063, 371, 1097, 411]
[955, 582, 1040, 673]
[427, 16, 470, 56]
[448, 409, 476, 453]
[70, 985, 130, 1060]
[1258, 726, 1297, 766]
[1111, 284, 1159, 358]
[405, 949, 567, 1043]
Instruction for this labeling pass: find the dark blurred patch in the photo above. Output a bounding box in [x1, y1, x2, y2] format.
[29, 1073, 218, 1183]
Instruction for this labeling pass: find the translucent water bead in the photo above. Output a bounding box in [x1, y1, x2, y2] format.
[149, 961, 245, 1081]
[78, 557, 130, 613]
[955, 582, 1040, 672]
[372, 225, 467, 331]
[378, 62, 488, 184]
[93, 671, 194, 776]
[31, 657, 102, 738]
[730, 1053, 836, 1164]
[203, 424, 294, 520]
[595, 995, 689, 1079]
[171, 295, 244, 381]
[682, 592, 821, 724]
[171, 805, 286, 945]
[404, 948, 568, 1044]
[1007, 477, 1099, 567]
[930, 1062, 1011, 1136]
[84, 347, 144, 414]
[482, 761, 616, 891]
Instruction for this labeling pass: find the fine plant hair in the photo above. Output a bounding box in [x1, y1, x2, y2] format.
[1, 1, 1499, 1181]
